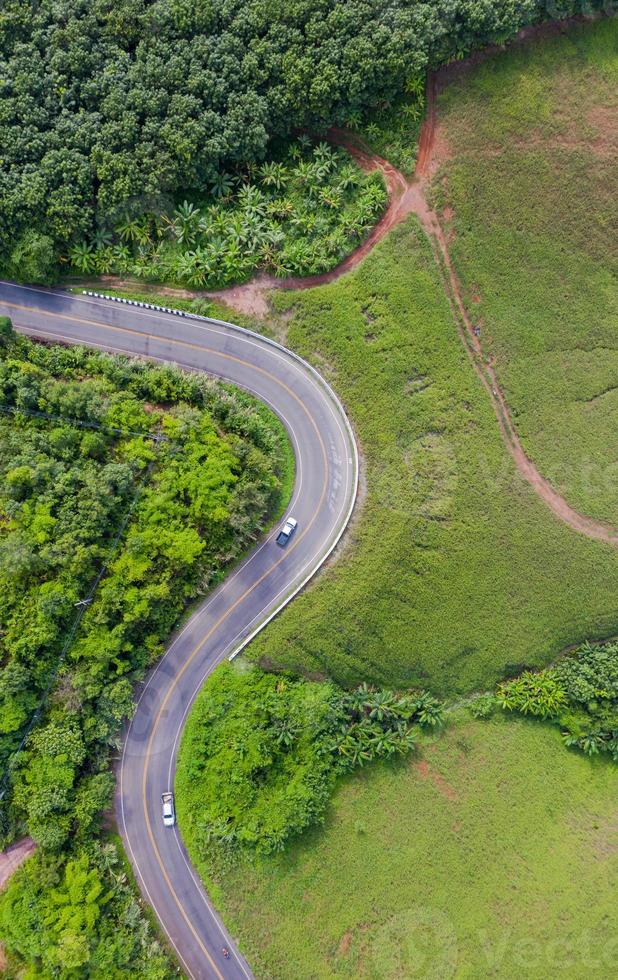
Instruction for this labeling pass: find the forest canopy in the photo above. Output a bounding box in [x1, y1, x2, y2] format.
[0, 0, 605, 281]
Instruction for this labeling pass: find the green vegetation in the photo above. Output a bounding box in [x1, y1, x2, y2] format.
[1, 0, 604, 283]
[67, 142, 387, 286]
[433, 16, 618, 525]
[0, 325, 289, 848]
[496, 640, 618, 760]
[0, 840, 173, 978]
[0, 321, 290, 975]
[360, 78, 426, 174]
[242, 219, 618, 696]
[172, 20, 618, 980]
[176, 662, 443, 860]
[194, 713, 618, 979]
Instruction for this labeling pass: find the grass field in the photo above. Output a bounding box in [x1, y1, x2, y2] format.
[208, 714, 618, 979]
[433, 16, 618, 526]
[243, 219, 618, 696]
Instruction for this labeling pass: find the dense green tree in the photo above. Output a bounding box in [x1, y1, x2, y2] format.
[0, 0, 605, 278]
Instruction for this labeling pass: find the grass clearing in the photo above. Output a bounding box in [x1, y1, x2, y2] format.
[208, 713, 618, 979]
[433, 17, 618, 525]
[244, 218, 618, 696]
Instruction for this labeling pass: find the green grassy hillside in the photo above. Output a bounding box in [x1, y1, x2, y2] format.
[434, 17, 618, 525]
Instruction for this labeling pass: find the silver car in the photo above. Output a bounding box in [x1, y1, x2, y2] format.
[161, 792, 175, 827]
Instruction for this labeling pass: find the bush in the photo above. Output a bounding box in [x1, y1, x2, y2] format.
[0, 841, 173, 977]
[495, 642, 618, 761]
[176, 664, 444, 860]
[469, 694, 497, 720]
[496, 671, 567, 719]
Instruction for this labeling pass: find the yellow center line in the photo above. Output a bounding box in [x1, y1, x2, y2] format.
[5, 298, 331, 977]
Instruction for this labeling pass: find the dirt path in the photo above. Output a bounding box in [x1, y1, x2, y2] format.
[406, 77, 618, 546]
[0, 837, 35, 891]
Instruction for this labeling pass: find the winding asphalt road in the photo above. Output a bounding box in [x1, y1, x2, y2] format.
[0, 282, 358, 979]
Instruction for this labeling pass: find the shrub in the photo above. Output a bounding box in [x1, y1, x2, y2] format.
[496, 671, 567, 719]
[495, 642, 618, 762]
[469, 694, 497, 720]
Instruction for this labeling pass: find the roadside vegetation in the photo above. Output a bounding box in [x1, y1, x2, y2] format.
[432, 16, 618, 525]
[208, 713, 617, 979]
[0, 839, 174, 978]
[0, 317, 290, 975]
[176, 662, 443, 863]
[66, 142, 388, 287]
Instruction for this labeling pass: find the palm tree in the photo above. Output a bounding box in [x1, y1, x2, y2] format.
[210, 171, 236, 200]
[337, 166, 361, 192]
[579, 732, 604, 756]
[296, 134, 312, 154]
[236, 183, 267, 216]
[319, 187, 342, 210]
[405, 75, 425, 98]
[293, 160, 314, 187]
[116, 216, 145, 244]
[259, 161, 287, 191]
[174, 251, 199, 284]
[171, 201, 203, 247]
[111, 244, 131, 267]
[267, 197, 295, 220]
[345, 109, 362, 130]
[313, 141, 334, 170]
[69, 241, 96, 274]
[367, 690, 397, 723]
[92, 228, 113, 251]
[416, 700, 444, 729]
[95, 247, 115, 274]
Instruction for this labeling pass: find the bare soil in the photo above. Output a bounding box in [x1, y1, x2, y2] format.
[414, 760, 458, 802]
[0, 837, 36, 891]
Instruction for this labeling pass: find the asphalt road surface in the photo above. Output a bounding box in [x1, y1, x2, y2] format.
[0, 281, 358, 980]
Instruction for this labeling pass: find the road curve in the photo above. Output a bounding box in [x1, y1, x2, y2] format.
[0, 281, 358, 980]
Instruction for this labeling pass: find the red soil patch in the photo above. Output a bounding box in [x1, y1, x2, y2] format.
[0, 837, 36, 891]
[337, 930, 353, 956]
[414, 760, 458, 802]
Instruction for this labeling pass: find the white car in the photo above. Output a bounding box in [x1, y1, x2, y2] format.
[276, 517, 298, 547]
[161, 792, 175, 827]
